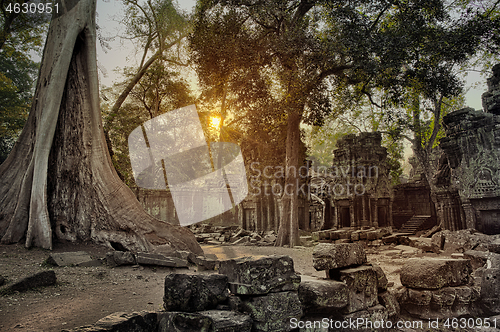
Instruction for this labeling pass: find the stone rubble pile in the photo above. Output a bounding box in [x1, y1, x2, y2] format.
[431, 229, 500, 253]
[312, 227, 393, 247]
[306, 243, 399, 323]
[62, 230, 500, 332]
[219, 255, 303, 331]
[105, 249, 221, 271]
[65, 255, 303, 332]
[396, 258, 481, 319]
[189, 223, 278, 246]
[480, 239, 500, 316]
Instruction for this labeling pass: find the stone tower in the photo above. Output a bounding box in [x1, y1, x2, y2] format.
[437, 65, 500, 234]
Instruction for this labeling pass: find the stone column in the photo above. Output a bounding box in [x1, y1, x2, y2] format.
[275, 197, 281, 232]
[445, 204, 451, 231]
[462, 199, 476, 230]
[388, 198, 394, 228]
[256, 196, 262, 232]
[361, 195, 368, 228]
[333, 200, 339, 229]
[304, 200, 311, 231]
[436, 199, 445, 230]
[349, 198, 356, 229]
[373, 198, 379, 228]
[238, 203, 245, 229]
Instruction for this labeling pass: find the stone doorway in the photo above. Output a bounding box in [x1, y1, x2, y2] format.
[340, 207, 351, 228]
[480, 210, 500, 235]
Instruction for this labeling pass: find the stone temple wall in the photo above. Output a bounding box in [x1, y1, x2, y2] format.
[437, 64, 500, 234]
[310, 132, 393, 231]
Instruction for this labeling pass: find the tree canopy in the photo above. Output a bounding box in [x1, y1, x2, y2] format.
[189, 0, 500, 246]
[0, 1, 46, 162]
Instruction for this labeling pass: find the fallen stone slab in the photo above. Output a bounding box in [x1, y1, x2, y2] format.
[378, 291, 400, 317]
[106, 251, 136, 267]
[398, 285, 481, 319]
[232, 236, 250, 245]
[400, 258, 472, 289]
[421, 225, 441, 238]
[432, 229, 493, 253]
[262, 234, 277, 243]
[176, 250, 196, 262]
[328, 265, 378, 314]
[488, 238, 500, 254]
[317, 230, 330, 240]
[329, 229, 352, 240]
[410, 238, 440, 253]
[382, 249, 402, 257]
[342, 304, 388, 323]
[63, 311, 158, 332]
[371, 263, 388, 291]
[240, 291, 302, 332]
[464, 250, 488, 269]
[46, 251, 96, 267]
[219, 255, 301, 295]
[157, 310, 252, 332]
[487, 252, 500, 268]
[366, 230, 381, 241]
[190, 255, 219, 271]
[312, 243, 366, 271]
[136, 252, 188, 268]
[3, 270, 56, 294]
[481, 268, 500, 315]
[159, 312, 210, 332]
[163, 273, 229, 312]
[199, 310, 253, 332]
[393, 245, 419, 255]
[382, 233, 408, 244]
[298, 279, 348, 313]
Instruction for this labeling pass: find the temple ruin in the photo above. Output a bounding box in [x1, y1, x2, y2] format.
[436, 64, 500, 234]
[312, 132, 393, 230]
[134, 66, 500, 236]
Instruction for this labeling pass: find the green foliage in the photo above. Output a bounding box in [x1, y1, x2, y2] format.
[0, 1, 47, 163]
[101, 0, 194, 185]
[0, 0, 49, 53]
[189, 0, 498, 169]
[102, 62, 194, 187]
[120, 0, 188, 61]
[0, 46, 38, 163]
[305, 122, 356, 167]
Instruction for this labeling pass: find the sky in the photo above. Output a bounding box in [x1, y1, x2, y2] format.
[95, 0, 487, 111]
[95, 0, 197, 87]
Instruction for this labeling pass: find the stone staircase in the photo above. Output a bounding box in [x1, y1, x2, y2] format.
[399, 215, 431, 234]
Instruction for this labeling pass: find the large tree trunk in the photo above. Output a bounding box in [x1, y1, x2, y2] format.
[0, 0, 202, 255]
[275, 110, 302, 247]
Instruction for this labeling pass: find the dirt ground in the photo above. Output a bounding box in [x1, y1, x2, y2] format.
[0, 240, 446, 332]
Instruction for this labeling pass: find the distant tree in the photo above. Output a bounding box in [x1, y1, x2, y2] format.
[0, 51, 39, 162]
[0, 0, 48, 52]
[105, 0, 189, 133]
[102, 60, 194, 186]
[0, 0, 47, 161]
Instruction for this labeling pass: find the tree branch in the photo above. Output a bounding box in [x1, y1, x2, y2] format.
[426, 93, 444, 153]
[106, 34, 186, 131]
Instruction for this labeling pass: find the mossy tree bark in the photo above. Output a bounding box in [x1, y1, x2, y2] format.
[0, 0, 202, 254]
